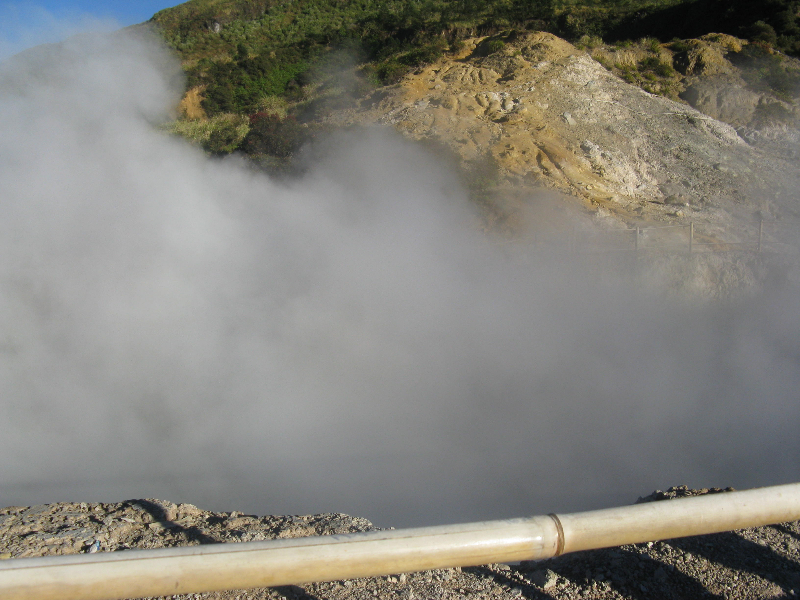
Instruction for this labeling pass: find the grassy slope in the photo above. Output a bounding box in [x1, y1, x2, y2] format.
[152, 0, 800, 67]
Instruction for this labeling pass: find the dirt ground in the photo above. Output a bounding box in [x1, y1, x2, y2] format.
[1, 486, 798, 600]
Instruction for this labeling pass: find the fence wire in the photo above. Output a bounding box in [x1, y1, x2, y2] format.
[501, 220, 797, 255]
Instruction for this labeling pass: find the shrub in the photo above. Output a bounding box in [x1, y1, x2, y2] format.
[640, 56, 675, 77]
[748, 21, 778, 47]
[450, 39, 466, 54]
[762, 63, 800, 100]
[669, 38, 690, 53]
[373, 59, 411, 84]
[205, 117, 249, 154]
[619, 67, 637, 83]
[593, 53, 612, 70]
[733, 43, 800, 100]
[642, 37, 661, 53]
[577, 34, 604, 50]
[399, 39, 448, 66]
[254, 95, 289, 118]
[162, 113, 249, 154]
[486, 39, 506, 54]
[241, 113, 306, 159]
[473, 35, 510, 57]
[200, 51, 309, 116]
[557, 7, 604, 40]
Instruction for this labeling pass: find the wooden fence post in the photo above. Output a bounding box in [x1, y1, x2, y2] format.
[758, 218, 763, 253]
[571, 225, 577, 254]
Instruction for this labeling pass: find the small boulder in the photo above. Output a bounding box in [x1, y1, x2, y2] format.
[530, 568, 559, 589]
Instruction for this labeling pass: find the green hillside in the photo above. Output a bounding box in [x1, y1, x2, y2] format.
[151, 0, 800, 164]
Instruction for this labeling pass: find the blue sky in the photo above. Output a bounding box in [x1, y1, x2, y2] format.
[0, 0, 184, 60]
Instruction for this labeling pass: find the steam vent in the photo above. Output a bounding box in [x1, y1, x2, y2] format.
[2, 0, 800, 598]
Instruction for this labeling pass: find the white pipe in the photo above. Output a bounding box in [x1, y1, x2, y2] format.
[1, 483, 798, 600]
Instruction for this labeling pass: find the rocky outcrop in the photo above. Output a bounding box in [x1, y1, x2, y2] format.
[672, 34, 744, 77]
[324, 32, 799, 249]
[680, 76, 763, 126]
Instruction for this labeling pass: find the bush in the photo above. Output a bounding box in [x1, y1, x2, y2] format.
[486, 39, 506, 54]
[557, 7, 605, 39]
[748, 21, 778, 47]
[241, 113, 306, 159]
[373, 59, 411, 84]
[163, 113, 249, 155]
[200, 51, 309, 116]
[618, 66, 637, 83]
[577, 34, 604, 50]
[450, 39, 466, 54]
[669, 38, 691, 53]
[640, 56, 675, 77]
[593, 53, 612, 70]
[205, 118, 248, 154]
[399, 39, 448, 67]
[254, 95, 289, 118]
[733, 43, 800, 100]
[642, 37, 661, 53]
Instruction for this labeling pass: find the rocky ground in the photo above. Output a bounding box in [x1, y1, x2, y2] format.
[2, 487, 799, 600]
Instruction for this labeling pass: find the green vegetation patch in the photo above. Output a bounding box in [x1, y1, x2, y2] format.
[162, 113, 250, 155]
[591, 37, 681, 98]
[190, 47, 310, 115]
[730, 42, 800, 101]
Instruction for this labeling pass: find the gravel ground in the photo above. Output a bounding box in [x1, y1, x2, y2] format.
[1, 487, 798, 600]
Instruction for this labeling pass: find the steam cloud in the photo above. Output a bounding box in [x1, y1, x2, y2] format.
[0, 31, 798, 526]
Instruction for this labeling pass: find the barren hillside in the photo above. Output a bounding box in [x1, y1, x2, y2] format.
[318, 32, 800, 247]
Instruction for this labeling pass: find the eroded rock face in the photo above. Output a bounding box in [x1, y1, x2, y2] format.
[676, 34, 799, 139]
[680, 76, 763, 126]
[331, 32, 799, 247]
[672, 35, 742, 77]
